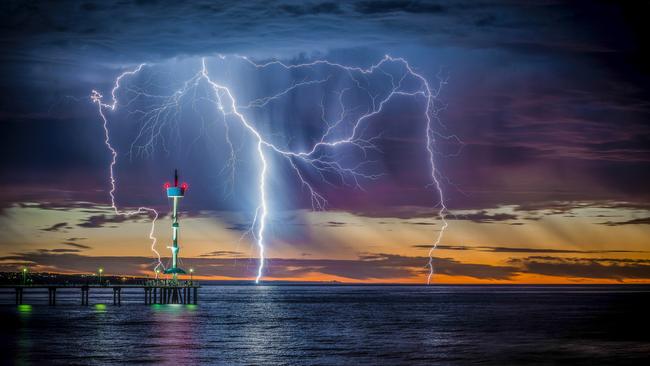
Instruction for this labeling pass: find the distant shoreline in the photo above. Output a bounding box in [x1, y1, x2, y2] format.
[1, 272, 649, 286]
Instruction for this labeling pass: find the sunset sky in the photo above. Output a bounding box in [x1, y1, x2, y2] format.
[0, 1, 648, 283]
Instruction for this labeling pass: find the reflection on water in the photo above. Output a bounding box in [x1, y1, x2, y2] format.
[150, 303, 197, 313]
[15, 304, 33, 365]
[2, 285, 650, 365]
[17, 304, 32, 314]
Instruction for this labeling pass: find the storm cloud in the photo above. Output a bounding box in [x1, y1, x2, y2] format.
[77, 213, 150, 228]
[0, 1, 649, 282]
[1, 0, 648, 216]
[41, 222, 69, 232]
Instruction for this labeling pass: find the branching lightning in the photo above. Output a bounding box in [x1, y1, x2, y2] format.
[92, 55, 453, 284]
[91, 64, 164, 276]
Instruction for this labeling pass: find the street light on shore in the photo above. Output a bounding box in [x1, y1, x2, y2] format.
[98, 268, 104, 285]
[22, 267, 27, 285]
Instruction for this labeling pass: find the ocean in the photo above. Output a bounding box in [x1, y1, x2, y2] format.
[2, 285, 649, 365]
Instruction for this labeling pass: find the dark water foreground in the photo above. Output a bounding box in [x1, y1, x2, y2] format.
[1, 285, 649, 365]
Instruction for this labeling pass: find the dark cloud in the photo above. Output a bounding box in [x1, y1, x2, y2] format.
[509, 256, 650, 280]
[600, 217, 650, 226]
[5, 249, 650, 281]
[34, 248, 81, 254]
[408, 221, 437, 225]
[0, 0, 557, 65]
[22, 202, 104, 212]
[417, 244, 646, 254]
[357, 208, 518, 222]
[65, 237, 87, 242]
[225, 223, 251, 232]
[77, 213, 152, 228]
[452, 210, 518, 223]
[352, 253, 515, 280]
[513, 201, 650, 215]
[353, 201, 650, 221]
[41, 222, 68, 232]
[0, 251, 517, 280]
[62, 242, 92, 250]
[324, 221, 347, 227]
[199, 250, 244, 258]
[351, 206, 438, 220]
[354, 1, 446, 14]
[280, 2, 343, 16]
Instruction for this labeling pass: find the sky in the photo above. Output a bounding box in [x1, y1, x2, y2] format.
[0, 0, 649, 283]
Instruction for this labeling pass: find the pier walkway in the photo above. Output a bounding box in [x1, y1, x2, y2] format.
[0, 282, 200, 306]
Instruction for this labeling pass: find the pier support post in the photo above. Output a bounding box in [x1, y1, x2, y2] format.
[48, 288, 56, 306]
[112, 288, 122, 305]
[81, 286, 89, 306]
[15, 287, 23, 305]
[193, 287, 197, 304]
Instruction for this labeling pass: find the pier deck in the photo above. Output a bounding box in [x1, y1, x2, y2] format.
[1, 283, 200, 306]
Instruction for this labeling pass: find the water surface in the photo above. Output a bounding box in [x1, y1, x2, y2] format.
[2, 285, 649, 365]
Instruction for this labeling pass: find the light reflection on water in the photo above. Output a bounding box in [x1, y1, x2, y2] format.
[1, 285, 650, 365]
[17, 304, 32, 314]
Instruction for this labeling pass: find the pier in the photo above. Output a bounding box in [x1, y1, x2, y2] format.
[2, 282, 200, 306]
[1, 170, 203, 307]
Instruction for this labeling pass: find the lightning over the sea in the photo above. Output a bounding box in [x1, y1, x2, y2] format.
[91, 55, 452, 284]
[91, 65, 164, 276]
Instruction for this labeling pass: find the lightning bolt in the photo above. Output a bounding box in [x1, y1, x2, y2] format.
[92, 55, 452, 284]
[90, 64, 164, 276]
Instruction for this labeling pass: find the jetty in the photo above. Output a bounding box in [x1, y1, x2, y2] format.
[1, 281, 200, 306]
[1, 170, 203, 307]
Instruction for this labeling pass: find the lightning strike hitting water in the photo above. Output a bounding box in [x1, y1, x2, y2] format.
[92, 55, 453, 284]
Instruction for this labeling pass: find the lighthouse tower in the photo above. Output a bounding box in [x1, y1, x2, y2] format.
[163, 169, 188, 280]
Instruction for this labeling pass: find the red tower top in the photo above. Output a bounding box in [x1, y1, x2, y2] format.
[164, 169, 187, 197]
